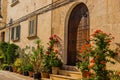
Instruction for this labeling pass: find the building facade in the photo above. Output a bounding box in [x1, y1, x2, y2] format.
[0, 0, 120, 70]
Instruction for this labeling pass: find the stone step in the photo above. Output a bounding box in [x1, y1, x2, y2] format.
[50, 74, 79, 80]
[58, 70, 82, 78]
[41, 78, 50, 80]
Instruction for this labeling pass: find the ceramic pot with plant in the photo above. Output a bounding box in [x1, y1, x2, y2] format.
[30, 39, 44, 79]
[19, 48, 30, 76]
[41, 64, 50, 78]
[76, 30, 117, 79]
[46, 35, 63, 74]
[27, 63, 33, 77]
[13, 58, 22, 73]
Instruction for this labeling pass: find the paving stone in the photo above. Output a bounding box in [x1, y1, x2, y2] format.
[0, 70, 33, 80]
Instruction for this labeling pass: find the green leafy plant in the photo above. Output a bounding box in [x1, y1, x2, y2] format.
[45, 34, 62, 67]
[76, 30, 117, 80]
[0, 42, 9, 63]
[14, 58, 22, 68]
[30, 39, 44, 73]
[19, 47, 30, 72]
[6, 43, 19, 64]
[27, 63, 33, 72]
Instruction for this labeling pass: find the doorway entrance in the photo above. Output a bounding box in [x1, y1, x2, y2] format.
[67, 3, 89, 65]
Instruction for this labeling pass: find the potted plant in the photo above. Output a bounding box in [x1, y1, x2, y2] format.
[13, 58, 22, 73]
[19, 48, 30, 76]
[41, 66, 50, 78]
[76, 30, 117, 79]
[41, 54, 51, 78]
[27, 63, 33, 77]
[30, 39, 44, 79]
[46, 34, 63, 74]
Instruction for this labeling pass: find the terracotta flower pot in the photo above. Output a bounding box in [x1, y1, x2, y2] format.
[41, 72, 49, 78]
[52, 67, 60, 74]
[29, 71, 33, 77]
[33, 73, 41, 79]
[13, 67, 17, 72]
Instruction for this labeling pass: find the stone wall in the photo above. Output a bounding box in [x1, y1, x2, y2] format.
[51, 0, 120, 70]
[7, 0, 52, 48]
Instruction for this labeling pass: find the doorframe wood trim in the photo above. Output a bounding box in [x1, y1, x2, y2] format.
[64, 2, 83, 64]
[64, 2, 89, 65]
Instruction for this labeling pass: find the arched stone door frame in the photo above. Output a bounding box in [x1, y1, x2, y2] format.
[64, 2, 90, 65]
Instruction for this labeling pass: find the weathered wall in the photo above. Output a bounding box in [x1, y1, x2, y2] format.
[7, 0, 52, 48]
[51, 0, 120, 69]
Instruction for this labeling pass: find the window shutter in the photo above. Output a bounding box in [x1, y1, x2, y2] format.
[31, 20, 34, 35]
[16, 25, 20, 40]
[29, 20, 34, 36]
[11, 27, 14, 40]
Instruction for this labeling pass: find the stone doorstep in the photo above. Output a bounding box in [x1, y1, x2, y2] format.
[41, 78, 50, 80]
[50, 74, 79, 80]
[58, 70, 82, 78]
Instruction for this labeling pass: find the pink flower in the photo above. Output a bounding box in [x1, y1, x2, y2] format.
[55, 50, 58, 54]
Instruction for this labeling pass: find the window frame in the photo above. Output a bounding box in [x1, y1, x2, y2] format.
[27, 15, 37, 39]
[11, 0, 19, 7]
[11, 24, 21, 42]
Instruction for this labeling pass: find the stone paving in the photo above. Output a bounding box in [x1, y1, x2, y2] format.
[0, 70, 33, 80]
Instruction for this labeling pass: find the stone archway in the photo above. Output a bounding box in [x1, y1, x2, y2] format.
[67, 3, 89, 65]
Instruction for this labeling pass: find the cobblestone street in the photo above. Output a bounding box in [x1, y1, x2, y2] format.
[0, 70, 33, 80]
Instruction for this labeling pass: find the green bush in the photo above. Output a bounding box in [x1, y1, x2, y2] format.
[27, 63, 33, 71]
[6, 43, 19, 64]
[0, 42, 9, 63]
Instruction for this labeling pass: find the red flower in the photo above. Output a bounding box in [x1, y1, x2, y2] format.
[94, 30, 103, 34]
[85, 71, 91, 78]
[55, 38, 59, 42]
[90, 59, 95, 63]
[55, 50, 58, 54]
[100, 61, 106, 64]
[88, 63, 94, 68]
[46, 51, 50, 55]
[95, 55, 99, 59]
[49, 36, 53, 40]
[53, 34, 57, 38]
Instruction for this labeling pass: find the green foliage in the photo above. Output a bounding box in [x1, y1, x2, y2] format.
[27, 63, 33, 71]
[6, 43, 19, 64]
[45, 35, 62, 68]
[49, 52, 62, 67]
[0, 42, 9, 53]
[0, 42, 9, 63]
[14, 58, 22, 67]
[30, 39, 44, 73]
[19, 47, 30, 72]
[76, 30, 117, 80]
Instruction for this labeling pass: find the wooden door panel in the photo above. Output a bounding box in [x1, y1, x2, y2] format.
[67, 3, 89, 65]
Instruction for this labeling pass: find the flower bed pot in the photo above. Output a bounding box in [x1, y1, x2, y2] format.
[9, 66, 13, 72]
[33, 73, 41, 79]
[52, 67, 60, 74]
[41, 72, 49, 78]
[23, 71, 29, 76]
[12, 67, 17, 72]
[29, 71, 33, 77]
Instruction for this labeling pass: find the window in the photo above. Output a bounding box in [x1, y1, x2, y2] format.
[1, 32, 5, 42]
[28, 16, 37, 38]
[11, 0, 19, 7]
[11, 25, 21, 41]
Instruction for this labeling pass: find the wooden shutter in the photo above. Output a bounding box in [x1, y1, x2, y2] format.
[16, 25, 20, 40]
[11, 27, 14, 40]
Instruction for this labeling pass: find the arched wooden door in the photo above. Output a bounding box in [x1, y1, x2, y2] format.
[67, 3, 89, 65]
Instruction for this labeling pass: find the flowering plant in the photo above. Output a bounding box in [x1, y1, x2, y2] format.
[76, 30, 117, 80]
[44, 34, 62, 68]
